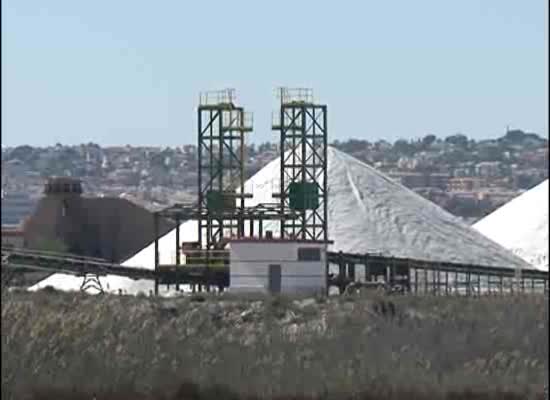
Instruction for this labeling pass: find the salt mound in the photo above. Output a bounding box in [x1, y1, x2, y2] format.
[473, 180, 548, 271]
[31, 147, 529, 294]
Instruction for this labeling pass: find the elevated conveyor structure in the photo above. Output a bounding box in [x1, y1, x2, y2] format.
[3, 247, 547, 296]
[0, 247, 228, 292]
[328, 251, 548, 295]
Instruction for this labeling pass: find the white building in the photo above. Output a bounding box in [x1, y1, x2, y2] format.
[229, 238, 330, 295]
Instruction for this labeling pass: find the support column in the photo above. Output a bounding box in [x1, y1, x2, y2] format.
[364, 255, 370, 282]
[466, 269, 471, 297]
[325, 252, 330, 297]
[338, 251, 345, 294]
[414, 266, 418, 294]
[154, 212, 159, 296]
[238, 216, 245, 238]
[423, 267, 428, 295]
[259, 219, 263, 238]
[437, 268, 442, 296]
[348, 262, 356, 282]
[405, 261, 411, 293]
[390, 258, 396, 287]
[432, 268, 437, 295]
[175, 217, 181, 291]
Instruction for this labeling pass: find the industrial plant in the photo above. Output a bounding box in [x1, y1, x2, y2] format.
[2, 88, 548, 296]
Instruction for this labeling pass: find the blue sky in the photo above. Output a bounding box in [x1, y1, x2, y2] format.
[2, 0, 548, 147]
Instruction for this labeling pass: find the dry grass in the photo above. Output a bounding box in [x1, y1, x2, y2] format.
[19, 384, 549, 400]
[2, 288, 548, 399]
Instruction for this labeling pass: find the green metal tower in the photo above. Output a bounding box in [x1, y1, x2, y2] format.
[272, 88, 328, 241]
[197, 89, 253, 248]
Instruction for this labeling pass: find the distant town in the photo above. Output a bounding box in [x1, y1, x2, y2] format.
[2, 128, 548, 226]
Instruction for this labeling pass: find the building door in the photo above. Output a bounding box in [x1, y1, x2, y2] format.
[268, 264, 282, 294]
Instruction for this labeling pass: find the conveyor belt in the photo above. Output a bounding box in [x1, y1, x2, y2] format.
[1, 247, 154, 280]
[326, 251, 548, 280]
[2, 247, 547, 294]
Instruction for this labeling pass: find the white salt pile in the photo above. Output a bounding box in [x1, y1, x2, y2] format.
[31, 147, 529, 294]
[474, 179, 548, 271]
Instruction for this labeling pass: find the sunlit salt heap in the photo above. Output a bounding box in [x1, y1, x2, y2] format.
[31, 147, 529, 294]
[473, 179, 548, 271]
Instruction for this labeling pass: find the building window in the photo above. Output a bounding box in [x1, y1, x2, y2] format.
[297, 247, 321, 261]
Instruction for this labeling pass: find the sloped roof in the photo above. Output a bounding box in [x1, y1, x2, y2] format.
[24, 195, 174, 262]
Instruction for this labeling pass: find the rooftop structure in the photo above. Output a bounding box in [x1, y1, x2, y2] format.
[44, 177, 83, 196]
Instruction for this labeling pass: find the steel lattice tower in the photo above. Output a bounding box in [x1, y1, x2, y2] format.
[197, 89, 253, 249]
[272, 88, 328, 241]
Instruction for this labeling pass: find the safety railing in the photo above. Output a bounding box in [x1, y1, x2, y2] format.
[199, 88, 236, 106]
[275, 87, 314, 105]
[221, 110, 253, 132]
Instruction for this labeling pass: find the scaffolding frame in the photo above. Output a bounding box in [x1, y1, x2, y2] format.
[272, 88, 328, 241]
[197, 89, 253, 249]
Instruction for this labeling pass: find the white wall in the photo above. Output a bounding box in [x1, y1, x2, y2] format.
[229, 241, 327, 295]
